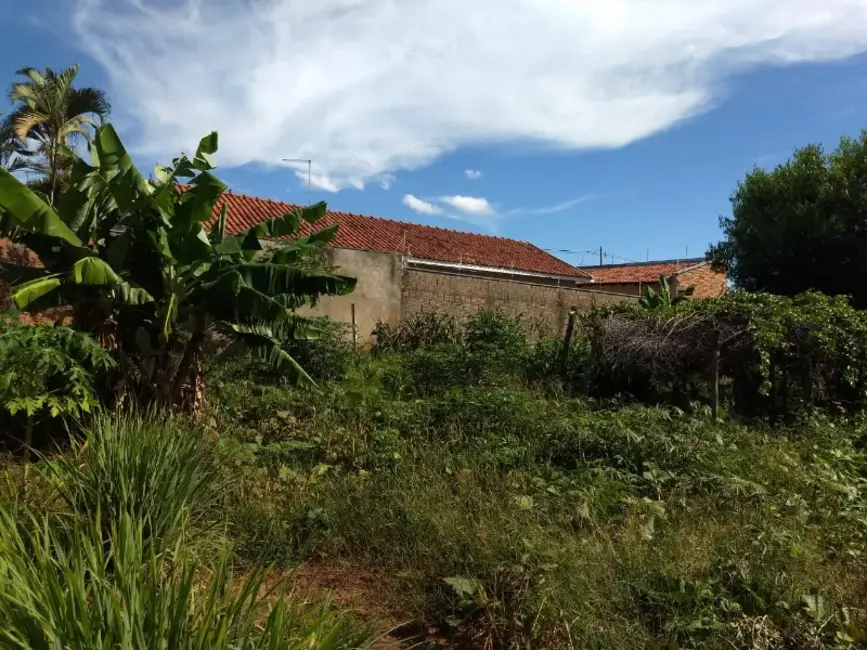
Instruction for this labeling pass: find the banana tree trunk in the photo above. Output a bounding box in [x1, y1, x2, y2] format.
[171, 328, 206, 412]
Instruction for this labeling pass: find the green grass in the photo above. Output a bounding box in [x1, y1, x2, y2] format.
[207, 353, 867, 649]
[2, 339, 866, 648]
[0, 412, 380, 650]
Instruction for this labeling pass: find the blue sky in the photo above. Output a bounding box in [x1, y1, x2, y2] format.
[3, 1, 867, 265]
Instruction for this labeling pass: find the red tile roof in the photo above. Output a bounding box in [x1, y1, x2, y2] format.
[208, 190, 591, 278]
[582, 259, 709, 285]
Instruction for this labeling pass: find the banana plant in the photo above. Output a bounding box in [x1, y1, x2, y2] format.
[638, 275, 695, 310]
[0, 124, 355, 410]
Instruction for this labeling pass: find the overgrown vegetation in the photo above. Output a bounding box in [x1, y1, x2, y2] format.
[200, 306, 867, 649]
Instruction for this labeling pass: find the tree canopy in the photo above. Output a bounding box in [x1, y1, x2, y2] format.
[2, 65, 110, 204]
[709, 132, 867, 307]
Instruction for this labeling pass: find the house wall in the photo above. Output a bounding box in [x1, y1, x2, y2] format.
[296, 247, 403, 343]
[0, 240, 634, 340]
[589, 283, 644, 296]
[589, 265, 728, 299]
[673, 265, 727, 298]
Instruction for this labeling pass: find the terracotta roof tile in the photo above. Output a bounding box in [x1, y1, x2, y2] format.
[582, 259, 708, 285]
[208, 190, 590, 278]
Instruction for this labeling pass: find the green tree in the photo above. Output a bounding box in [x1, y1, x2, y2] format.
[3, 65, 110, 204]
[0, 124, 355, 411]
[709, 133, 867, 306]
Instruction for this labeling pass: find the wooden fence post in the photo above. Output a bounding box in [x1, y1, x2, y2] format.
[559, 307, 577, 369]
[710, 331, 720, 419]
[350, 303, 358, 349]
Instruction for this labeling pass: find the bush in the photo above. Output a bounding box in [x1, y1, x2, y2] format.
[0, 319, 114, 445]
[372, 312, 460, 353]
[581, 290, 867, 419]
[282, 317, 356, 382]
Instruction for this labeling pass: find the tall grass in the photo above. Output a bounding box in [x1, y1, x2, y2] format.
[47, 410, 225, 546]
[0, 508, 377, 649]
[0, 412, 379, 649]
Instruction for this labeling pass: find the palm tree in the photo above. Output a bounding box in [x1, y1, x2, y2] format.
[0, 114, 17, 170]
[5, 64, 110, 204]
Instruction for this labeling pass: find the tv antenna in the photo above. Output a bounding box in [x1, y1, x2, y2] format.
[283, 158, 312, 205]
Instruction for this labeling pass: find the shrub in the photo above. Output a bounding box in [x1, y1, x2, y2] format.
[282, 317, 356, 382]
[581, 290, 867, 419]
[0, 319, 114, 438]
[372, 312, 461, 353]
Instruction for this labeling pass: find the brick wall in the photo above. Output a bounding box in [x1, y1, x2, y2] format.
[674, 265, 727, 298]
[401, 268, 634, 333]
[591, 265, 727, 299]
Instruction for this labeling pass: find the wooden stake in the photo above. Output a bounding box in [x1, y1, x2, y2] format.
[560, 307, 577, 369]
[350, 303, 358, 349]
[710, 332, 720, 419]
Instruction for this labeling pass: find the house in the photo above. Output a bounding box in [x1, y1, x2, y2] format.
[210, 192, 632, 341]
[580, 258, 727, 298]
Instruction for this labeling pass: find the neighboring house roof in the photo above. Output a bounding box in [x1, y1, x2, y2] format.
[581, 258, 710, 285]
[209, 191, 592, 279]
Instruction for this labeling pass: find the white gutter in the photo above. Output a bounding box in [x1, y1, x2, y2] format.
[406, 256, 592, 283]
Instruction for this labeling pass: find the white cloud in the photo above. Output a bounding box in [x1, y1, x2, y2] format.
[439, 195, 494, 214]
[465, 169, 483, 179]
[403, 193, 442, 215]
[504, 195, 598, 216]
[379, 173, 396, 190]
[73, 0, 867, 190]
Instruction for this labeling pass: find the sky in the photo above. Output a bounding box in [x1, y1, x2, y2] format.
[3, 1, 867, 266]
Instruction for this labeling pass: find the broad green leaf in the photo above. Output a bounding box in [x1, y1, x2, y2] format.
[0, 168, 83, 246]
[234, 263, 356, 298]
[71, 257, 123, 285]
[11, 275, 62, 309]
[94, 124, 152, 212]
[177, 171, 227, 223]
[193, 131, 219, 171]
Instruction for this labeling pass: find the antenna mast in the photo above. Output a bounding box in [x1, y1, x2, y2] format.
[283, 158, 312, 206]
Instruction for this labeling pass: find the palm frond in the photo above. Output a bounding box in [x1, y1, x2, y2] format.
[67, 87, 111, 123]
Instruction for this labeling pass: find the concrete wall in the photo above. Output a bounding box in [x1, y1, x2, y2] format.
[297, 247, 403, 343]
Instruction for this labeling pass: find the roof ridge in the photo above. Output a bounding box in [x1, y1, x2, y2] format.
[206, 187, 587, 277]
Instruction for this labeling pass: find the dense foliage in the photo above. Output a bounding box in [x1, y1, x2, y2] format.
[0, 125, 355, 410]
[583, 291, 867, 419]
[205, 343, 867, 649]
[0, 318, 114, 421]
[710, 132, 867, 306]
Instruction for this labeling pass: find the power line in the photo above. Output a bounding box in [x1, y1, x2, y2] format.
[544, 248, 641, 265]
